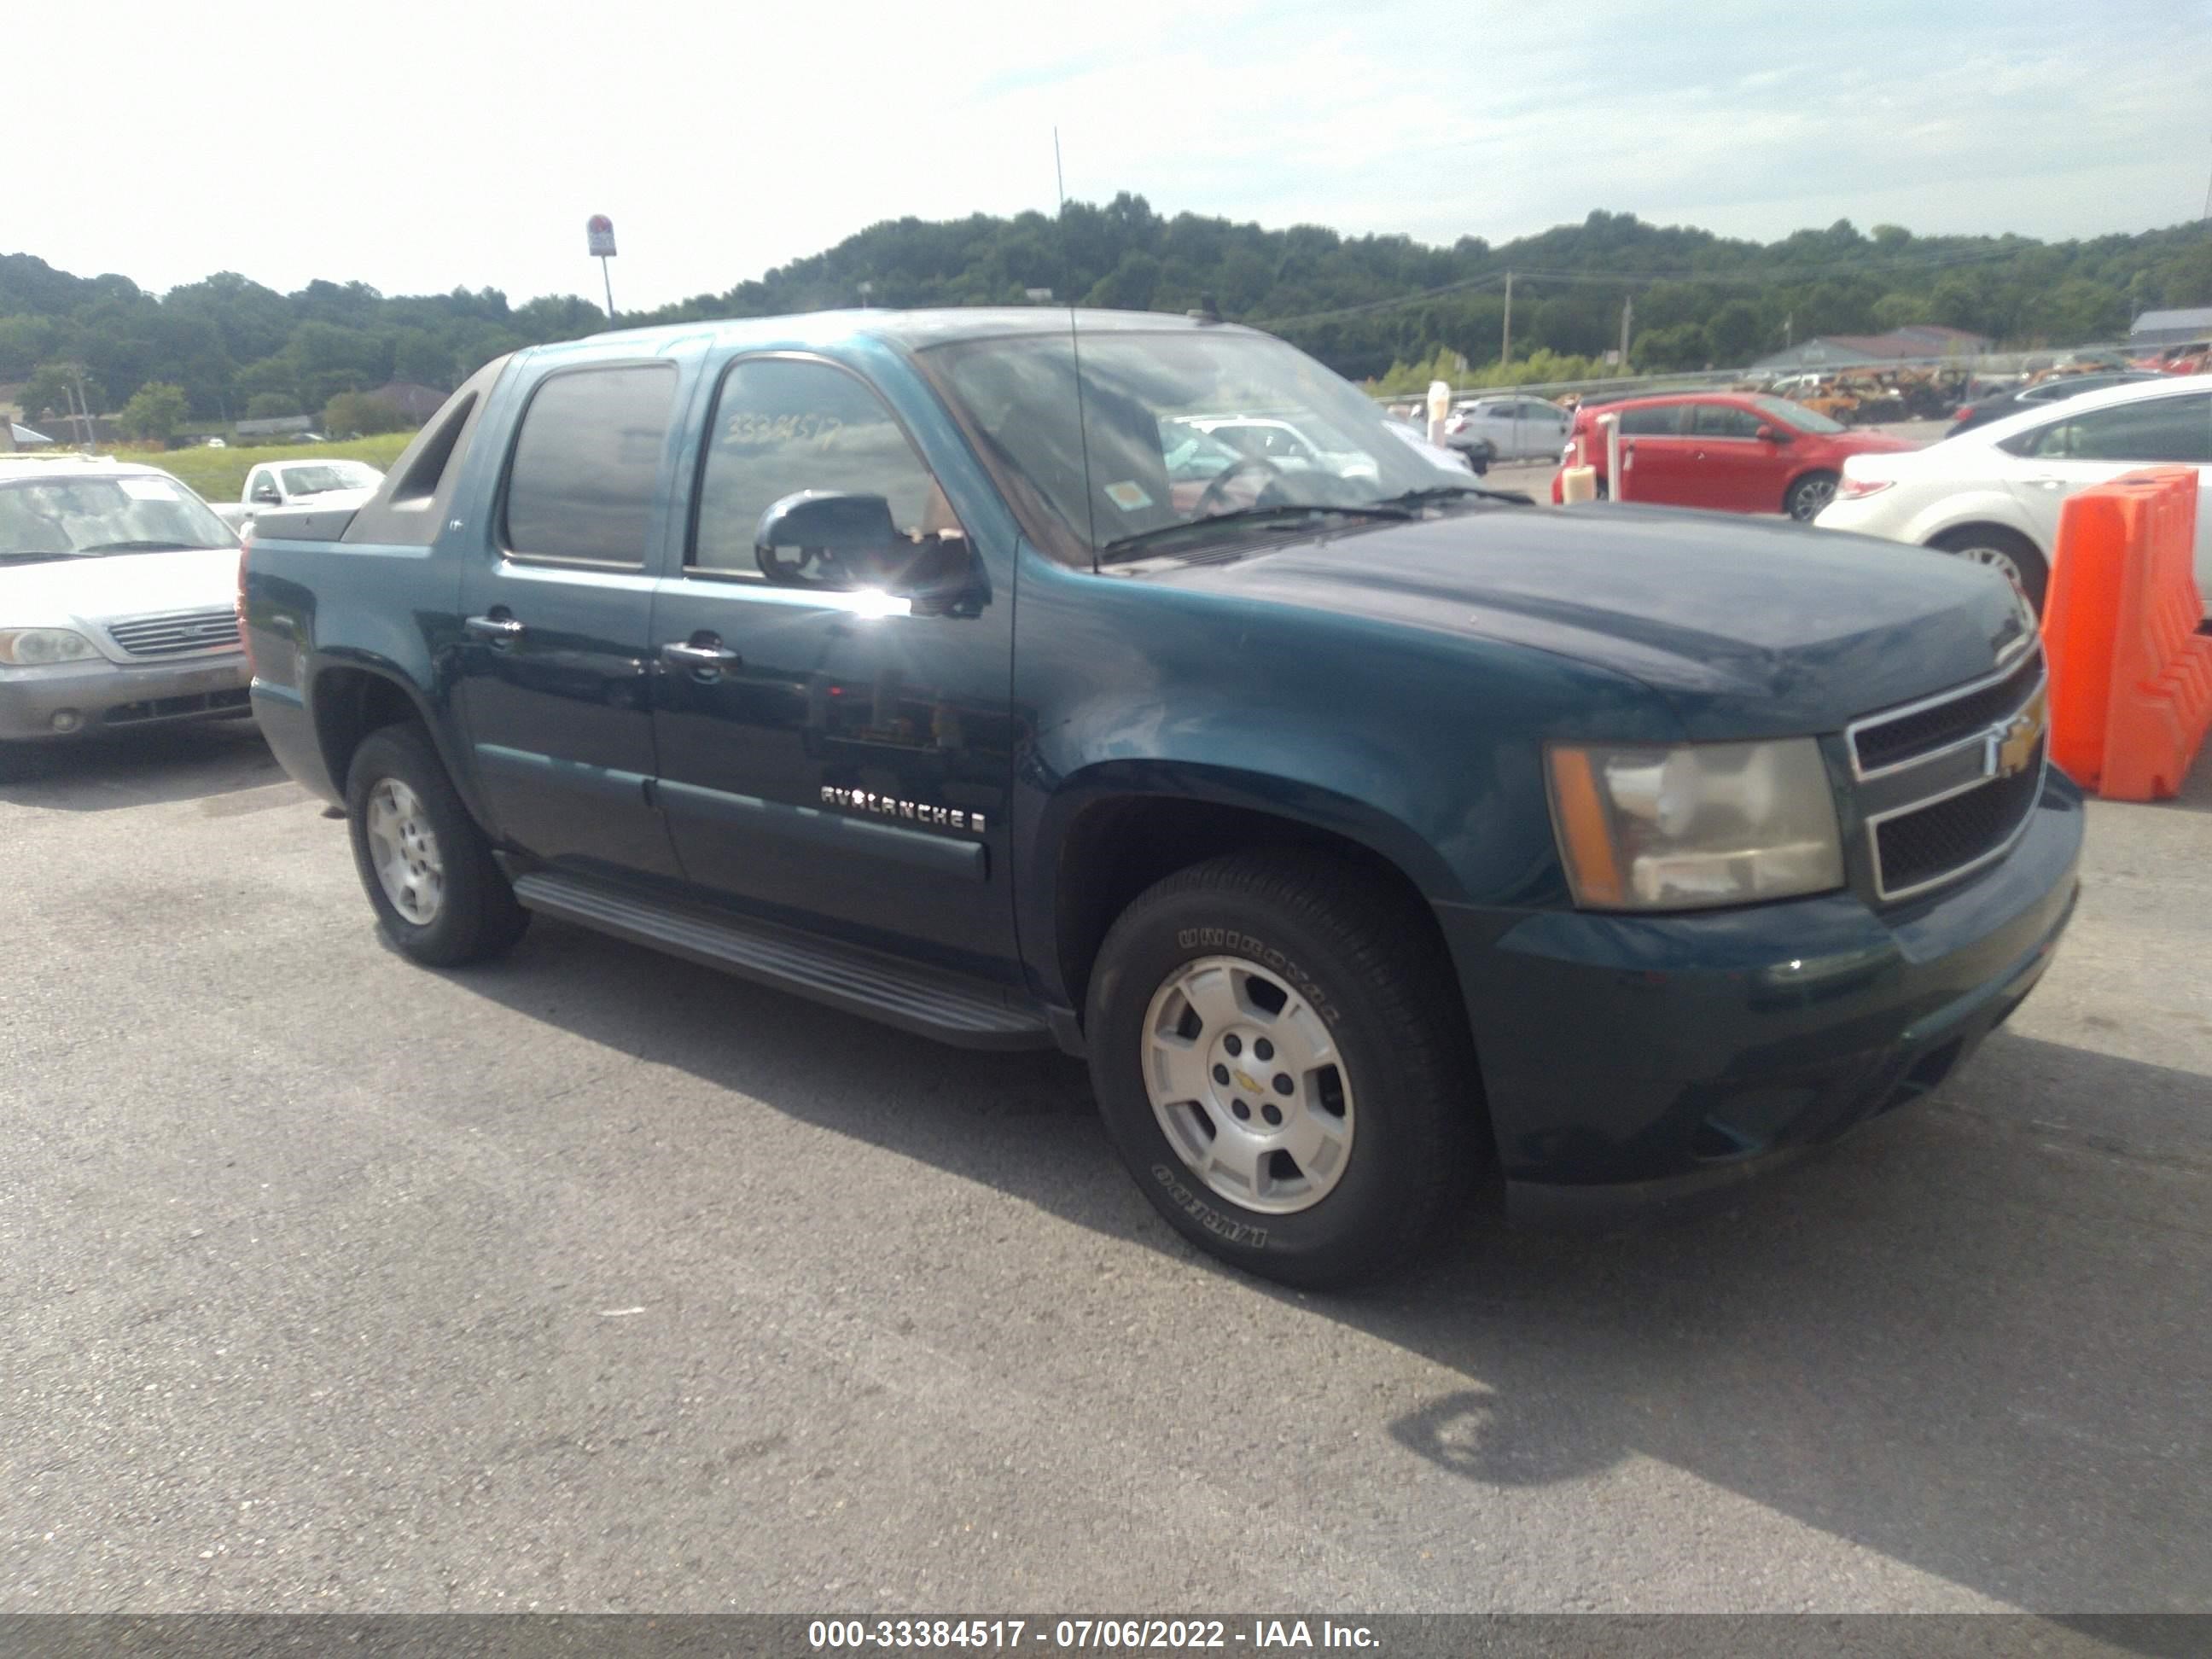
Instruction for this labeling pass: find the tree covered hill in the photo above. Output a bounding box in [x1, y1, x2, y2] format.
[4, 199, 2206, 425]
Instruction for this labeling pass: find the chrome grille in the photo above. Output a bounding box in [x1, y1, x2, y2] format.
[1873, 738, 2046, 897]
[106, 609, 242, 658]
[1848, 652, 2048, 902]
[1852, 650, 2043, 775]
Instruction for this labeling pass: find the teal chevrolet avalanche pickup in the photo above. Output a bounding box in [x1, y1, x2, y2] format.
[241, 309, 2080, 1287]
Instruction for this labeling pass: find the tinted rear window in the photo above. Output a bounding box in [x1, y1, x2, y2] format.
[1618, 405, 1685, 436]
[504, 364, 678, 565]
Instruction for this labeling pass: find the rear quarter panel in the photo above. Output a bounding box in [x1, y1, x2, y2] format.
[243, 535, 465, 806]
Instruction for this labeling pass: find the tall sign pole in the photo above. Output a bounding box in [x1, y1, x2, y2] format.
[586, 215, 618, 321]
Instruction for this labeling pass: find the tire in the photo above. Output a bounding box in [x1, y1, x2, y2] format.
[345, 723, 529, 967]
[1929, 525, 2050, 614]
[1785, 471, 1840, 522]
[1083, 851, 1481, 1289]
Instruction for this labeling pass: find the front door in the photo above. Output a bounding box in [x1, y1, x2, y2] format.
[451, 360, 685, 880]
[646, 352, 1020, 980]
[2000, 390, 2212, 574]
[1687, 400, 1778, 512]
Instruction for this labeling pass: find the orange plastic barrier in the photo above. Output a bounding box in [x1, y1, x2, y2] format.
[2042, 468, 2212, 800]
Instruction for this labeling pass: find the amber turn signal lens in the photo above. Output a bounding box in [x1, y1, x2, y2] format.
[1546, 746, 1625, 907]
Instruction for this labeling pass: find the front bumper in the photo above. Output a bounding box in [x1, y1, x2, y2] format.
[0, 653, 252, 742]
[1441, 769, 2083, 1214]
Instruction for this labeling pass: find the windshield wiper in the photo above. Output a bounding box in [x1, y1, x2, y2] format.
[1371, 483, 1533, 510]
[73, 539, 205, 554]
[1099, 502, 1412, 563]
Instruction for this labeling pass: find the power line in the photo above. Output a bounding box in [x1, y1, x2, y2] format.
[1256, 271, 1509, 329]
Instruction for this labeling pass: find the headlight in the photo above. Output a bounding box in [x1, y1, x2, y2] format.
[0, 628, 101, 667]
[1546, 738, 1844, 910]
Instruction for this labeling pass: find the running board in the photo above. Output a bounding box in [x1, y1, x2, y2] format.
[510, 871, 1055, 1051]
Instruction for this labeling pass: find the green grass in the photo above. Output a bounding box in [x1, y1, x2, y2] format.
[102, 434, 414, 501]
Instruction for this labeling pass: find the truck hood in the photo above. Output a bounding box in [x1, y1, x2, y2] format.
[1156, 504, 2032, 739]
[0, 546, 242, 661]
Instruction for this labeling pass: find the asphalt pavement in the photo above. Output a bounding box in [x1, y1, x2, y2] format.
[3, 717, 2208, 1615]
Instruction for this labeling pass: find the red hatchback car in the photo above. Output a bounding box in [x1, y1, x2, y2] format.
[1552, 393, 1918, 520]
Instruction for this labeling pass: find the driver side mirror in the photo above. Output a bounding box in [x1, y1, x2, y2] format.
[252, 482, 282, 504]
[754, 490, 972, 599]
[1755, 424, 1792, 444]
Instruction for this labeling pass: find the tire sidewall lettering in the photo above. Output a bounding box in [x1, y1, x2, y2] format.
[1173, 925, 1340, 1025]
[1150, 1163, 1269, 1249]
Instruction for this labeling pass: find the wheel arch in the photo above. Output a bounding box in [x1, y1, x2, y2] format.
[1783, 466, 1842, 513]
[1033, 766, 1471, 1044]
[1901, 492, 2046, 556]
[310, 655, 484, 824]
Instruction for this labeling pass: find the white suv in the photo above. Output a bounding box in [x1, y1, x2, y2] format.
[1814, 376, 2211, 614]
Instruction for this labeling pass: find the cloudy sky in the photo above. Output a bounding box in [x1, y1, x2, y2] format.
[13, 0, 2209, 310]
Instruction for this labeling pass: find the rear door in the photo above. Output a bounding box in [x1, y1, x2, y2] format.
[2000, 391, 2212, 583]
[1686, 400, 1777, 511]
[1512, 398, 1570, 461]
[644, 352, 1021, 975]
[1615, 404, 1694, 503]
[451, 359, 687, 880]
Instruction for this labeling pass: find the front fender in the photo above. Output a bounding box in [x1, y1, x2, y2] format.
[1036, 755, 1464, 903]
[1009, 550, 1679, 1006]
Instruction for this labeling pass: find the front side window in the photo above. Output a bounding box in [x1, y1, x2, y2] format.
[1691, 403, 1764, 439]
[503, 363, 678, 565]
[691, 356, 951, 574]
[2011, 393, 2212, 463]
[1751, 395, 1848, 435]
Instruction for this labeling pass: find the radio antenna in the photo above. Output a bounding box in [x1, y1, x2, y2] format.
[1053, 127, 1100, 573]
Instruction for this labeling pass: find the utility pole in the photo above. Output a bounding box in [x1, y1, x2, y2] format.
[1619, 294, 1633, 367]
[1500, 271, 1513, 366]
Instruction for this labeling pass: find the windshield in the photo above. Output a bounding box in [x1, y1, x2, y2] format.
[1751, 394, 1848, 435]
[926, 328, 1475, 561]
[278, 461, 381, 497]
[0, 473, 236, 562]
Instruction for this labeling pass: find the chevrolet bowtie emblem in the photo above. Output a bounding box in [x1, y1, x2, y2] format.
[1990, 689, 2047, 779]
[1232, 1069, 1263, 1094]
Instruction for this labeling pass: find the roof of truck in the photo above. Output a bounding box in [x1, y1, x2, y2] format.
[577, 306, 1253, 356]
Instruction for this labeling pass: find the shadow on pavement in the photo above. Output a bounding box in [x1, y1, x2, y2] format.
[0, 719, 285, 810]
[451, 918, 2211, 1616]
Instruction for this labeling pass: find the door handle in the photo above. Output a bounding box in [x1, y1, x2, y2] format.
[661, 639, 742, 672]
[2023, 474, 2066, 489]
[463, 613, 525, 641]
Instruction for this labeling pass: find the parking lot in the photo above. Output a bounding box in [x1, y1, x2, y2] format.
[1478, 418, 1953, 499]
[2, 718, 2208, 1613]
